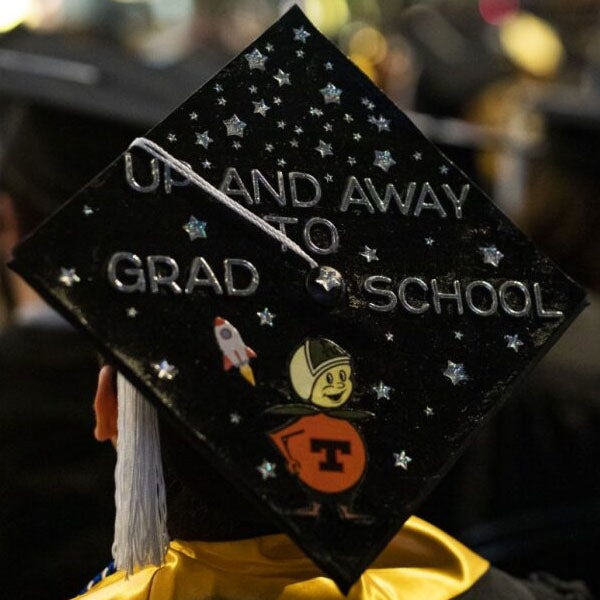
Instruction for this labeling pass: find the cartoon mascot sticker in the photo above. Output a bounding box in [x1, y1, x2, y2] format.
[267, 338, 374, 522]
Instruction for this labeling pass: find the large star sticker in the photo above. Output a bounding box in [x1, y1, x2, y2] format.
[195, 131, 213, 149]
[443, 361, 469, 385]
[373, 150, 396, 172]
[182, 216, 207, 240]
[315, 139, 333, 157]
[320, 82, 342, 104]
[480, 245, 504, 267]
[257, 307, 276, 327]
[372, 381, 393, 400]
[244, 47, 268, 70]
[223, 115, 247, 137]
[315, 266, 342, 292]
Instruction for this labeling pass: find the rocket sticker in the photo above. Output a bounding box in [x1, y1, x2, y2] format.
[214, 316, 257, 386]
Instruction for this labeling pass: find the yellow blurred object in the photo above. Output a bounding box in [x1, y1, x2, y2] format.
[240, 364, 255, 387]
[349, 52, 378, 83]
[0, 0, 29, 33]
[305, 0, 349, 36]
[349, 25, 387, 64]
[499, 11, 564, 77]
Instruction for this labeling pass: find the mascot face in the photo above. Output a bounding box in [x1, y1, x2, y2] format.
[310, 363, 353, 408]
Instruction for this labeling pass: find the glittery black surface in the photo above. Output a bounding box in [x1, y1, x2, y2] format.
[10, 7, 586, 593]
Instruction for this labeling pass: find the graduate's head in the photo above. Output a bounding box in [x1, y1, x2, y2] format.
[289, 339, 353, 408]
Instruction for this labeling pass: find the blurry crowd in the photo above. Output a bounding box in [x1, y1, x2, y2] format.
[0, 0, 599, 598]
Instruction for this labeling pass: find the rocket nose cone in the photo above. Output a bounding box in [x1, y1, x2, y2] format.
[214, 317, 226, 326]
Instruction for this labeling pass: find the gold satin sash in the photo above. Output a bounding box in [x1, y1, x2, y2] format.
[76, 516, 489, 600]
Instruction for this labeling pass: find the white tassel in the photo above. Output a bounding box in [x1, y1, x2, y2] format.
[112, 373, 169, 574]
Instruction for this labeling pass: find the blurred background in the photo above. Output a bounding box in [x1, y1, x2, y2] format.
[0, 1, 599, 598]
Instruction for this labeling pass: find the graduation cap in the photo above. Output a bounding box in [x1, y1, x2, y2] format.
[9, 6, 586, 594]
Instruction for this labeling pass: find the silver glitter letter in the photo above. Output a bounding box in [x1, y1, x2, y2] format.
[107, 252, 146, 293]
[147, 256, 182, 294]
[364, 179, 417, 215]
[124, 152, 160, 193]
[414, 183, 447, 218]
[533, 283, 564, 318]
[364, 276, 398, 312]
[398, 278, 430, 314]
[289, 172, 322, 208]
[303, 217, 339, 255]
[164, 162, 192, 194]
[185, 257, 223, 295]
[498, 280, 532, 317]
[252, 169, 286, 207]
[340, 177, 374, 213]
[442, 184, 470, 220]
[263, 215, 299, 252]
[431, 279, 463, 315]
[223, 259, 259, 296]
[465, 281, 498, 316]
[219, 168, 254, 205]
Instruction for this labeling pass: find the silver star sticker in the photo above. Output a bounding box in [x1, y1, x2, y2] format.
[273, 69, 291, 86]
[324, 61, 334, 70]
[167, 133, 177, 143]
[277, 120, 286, 129]
[244, 47, 268, 70]
[344, 113, 354, 122]
[214, 83, 223, 92]
[265, 43, 274, 52]
[223, 114, 247, 137]
[424, 406, 434, 416]
[290, 139, 299, 148]
[183, 216, 207, 240]
[58, 267, 80, 287]
[440, 165, 449, 175]
[293, 26, 311, 43]
[217, 96, 227, 106]
[361, 97, 375, 110]
[480, 245, 504, 267]
[324, 174, 333, 183]
[230, 413, 242, 424]
[443, 361, 468, 385]
[265, 143, 274, 152]
[372, 381, 393, 400]
[385, 332, 394, 342]
[353, 132, 362, 141]
[273, 96, 282, 105]
[249, 85, 258, 94]
[296, 49, 305, 58]
[232, 141, 242, 150]
[413, 151, 422, 161]
[195, 130, 213, 148]
[202, 159, 212, 168]
[360, 246, 378, 263]
[153, 359, 178, 381]
[309, 107, 323, 117]
[315, 139, 333, 157]
[257, 307, 275, 327]
[277, 158, 286, 167]
[294, 126, 304, 135]
[505, 334, 524, 353]
[189, 111, 198, 120]
[315, 266, 342, 292]
[393, 451, 412, 470]
[82, 205, 94, 216]
[454, 331, 464, 340]
[253, 99, 270, 117]
[373, 149, 396, 172]
[257, 460, 277, 480]
[126, 307, 138, 318]
[323, 122, 333, 132]
[425, 237, 435, 246]
[347, 156, 356, 165]
[368, 114, 391, 132]
[320, 82, 342, 104]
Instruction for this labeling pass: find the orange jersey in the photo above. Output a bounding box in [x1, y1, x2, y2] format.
[269, 413, 366, 494]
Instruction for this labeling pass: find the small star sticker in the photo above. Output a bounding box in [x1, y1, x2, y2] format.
[440, 165, 449, 175]
[353, 132, 362, 141]
[273, 69, 291, 86]
[324, 61, 334, 70]
[315, 139, 333, 157]
[277, 120, 286, 129]
[189, 111, 198, 120]
[320, 82, 342, 104]
[230, 413, 242, 424]
[425, 237, 435, 246]
[214, 83, 223, 92]
[368, 114, 391, 132]
[393, 451, 412, 470]
[244, 47, 268, 70]
[505, 334, 524, 353]
[443, 361, 468, 385]
[343, 113, 354, 122]
[296, 49, 305, 58]
[361, 97, 375, 110]
[126, 307, 138, 318]
[253, 99, 270, 117]
[424, 406, 434, 416]
[385, 332, 394, 342]
[315, 266, 342, 292]
[454, 331, 464, 340]
[360, 245, 378, 263]
[195, 130, 213, 148]
[277, 158, 286, 167]
[413, 151, 422, 161]
[374, 149, 396, 172]
[265, 43, 274, 53]
[293, 26, 311, 43]
[152, 359, 178, 381]
[323, 122, 333, 132]
[372, 381, 393, 400]
[249, 85, 258, 94]
[290, 139, 299, 148]
[167, 133, 177, 143]
[223, 115, 247, 137]
[480, 245, 504, 267]
[273, 96, 282, 105]
[257, 460, 277, 480]
[82, 205, 94, 216]
[309, 107, 324, 117]
[257, 307, 275, 327]
[183, 216, 207, 240]
[324, 174, 334, 183]
[217, 96, 227, 106]
[347, 156, 357, 165]
[294, 126, 304, 135]
[202, 159, 212, 169]
[232, 141, 242, 150]
[265, 143, 274, 152]
[58, 267, 80, 287]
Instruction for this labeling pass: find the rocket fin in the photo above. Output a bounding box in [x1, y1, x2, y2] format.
[223, 355, 233, 371]
[246, 346, 257, 359]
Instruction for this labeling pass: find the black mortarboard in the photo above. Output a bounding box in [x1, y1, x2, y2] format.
[9, 7, 586, 593]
